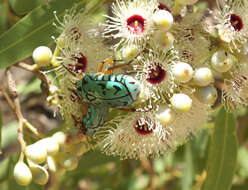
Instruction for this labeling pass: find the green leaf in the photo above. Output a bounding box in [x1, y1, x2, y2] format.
[0, 2, 8, 34]
[0, 103, 2, 154]
[9, 0, 43, 15]
[1, 121, 18, 148]
[0, 0, 82, 69]
[203, 108, 238, 190]
[237, 147, 248, 178]
[182, 143, 194, 190]
[0, 158, 10, 182]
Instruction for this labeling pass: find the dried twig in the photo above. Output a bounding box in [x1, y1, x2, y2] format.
[0, 69, 44, 161]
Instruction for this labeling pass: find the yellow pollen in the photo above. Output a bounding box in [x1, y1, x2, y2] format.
[134, 20, 139, 27]
[233, 20, 239, 26]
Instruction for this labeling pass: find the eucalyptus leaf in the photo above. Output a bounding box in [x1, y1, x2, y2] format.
[203, 108, 238, 190]
[182, 143, 194, 190]
[0, 103, 2, 154]
[0, 3, 8, 34]
[9, 0, 43, 15]
[1, 122, 18, 148]
[0, 0, 82, 69]
[0, 158, 10, 182]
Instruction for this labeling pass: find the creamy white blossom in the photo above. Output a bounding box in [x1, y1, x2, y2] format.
[103, 0, 158, 49]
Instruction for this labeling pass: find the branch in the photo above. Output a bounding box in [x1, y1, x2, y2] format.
[15, 62, 51, 94]
[140, 157, 156, 190]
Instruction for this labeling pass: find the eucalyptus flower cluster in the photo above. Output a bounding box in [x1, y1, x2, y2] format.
[31, 0, 248, 162]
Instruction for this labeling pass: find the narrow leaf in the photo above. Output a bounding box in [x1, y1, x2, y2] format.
[0, 103, 2, 154]
[9, 0, 43, 15]
[182, 143, 194, 190]
[0, 0, 81, 69]
[203, 108, 238, 190]
[0, 3, 8, 34]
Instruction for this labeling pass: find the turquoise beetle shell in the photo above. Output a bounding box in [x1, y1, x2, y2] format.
[76, 74, 140, 108]
[82, 105, 109, 135]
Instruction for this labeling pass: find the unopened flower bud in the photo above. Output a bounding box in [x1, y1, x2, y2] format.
[52, 131, 67, 146]
[37, 137, 59, 156]
[170, 93, 192, 112]
[65, 142, 88, 157]
[211, 50, 234, 72]
[177, 0, 198, 5]
[122, 45, 140, 61]
[152, 10, 174, 31]
[47, 156, 58, 173]
[153, 31, 174, 50]
[29, 163, 49, 185]
[193, 67, 213, 86]
[14, 162, 32, 186]
[57, 153, 78, 171]
[218, 29, 231, 43]
[172, 62, 193, 83]
[156, 106, 174, 125]
[196, 86, 217, 105]
[25, 143, 47, 164]
[32, 46, 52, 67]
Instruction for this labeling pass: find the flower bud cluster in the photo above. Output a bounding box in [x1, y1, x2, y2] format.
[14, 131, 88, 186]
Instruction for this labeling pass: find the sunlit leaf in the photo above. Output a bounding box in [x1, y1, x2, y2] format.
[0, 2, 8, 34]
[1, 122, 18, 148]
[237, 147, 248, 178]
[203, 108, 238, 190]
[0, 0, 82, 69]
[9, 0, 43, 15]
[0, 103, 2, 154]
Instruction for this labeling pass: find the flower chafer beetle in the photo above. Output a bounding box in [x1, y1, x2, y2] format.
[64, 58, 141, 136]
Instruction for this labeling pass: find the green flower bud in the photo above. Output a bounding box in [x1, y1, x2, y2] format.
[172, 62, 193, 83]
[32, 46, 52, 67]
[196, 86, 218, 105]
[211, 50, 234, 73]
[171, 93, 192, 112]
[52, 131, 67, 146]
[37, 137, 59, 156]
[152, 10, 174, 31]
[29, 163, 49, 185]
[25, 143, 47, 164]
[65, 142, 88, 157]
[13, 162, 32, 186]
[193, 67, 213, 86]
[122, 45, 140, 61]
[57, 153, 78, 171]
[47, 156, 58, 173]
[152, 31, 175, 50]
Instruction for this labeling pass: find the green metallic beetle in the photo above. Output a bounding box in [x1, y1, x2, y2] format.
[64, 58, 141, 135]
[76, 73, 140, 107]
[77, 73, 141, 135]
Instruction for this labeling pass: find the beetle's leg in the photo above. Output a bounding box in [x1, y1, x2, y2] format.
[97, 58, 115, 72]
[118, 108, 136, 112]
[71, 114, 81, 126]
[68, 88, 81, 103]
[104, 63, 131, 74]
[82, 101, 88, 116]
[71, 114, 87, 134]
[62, 63, 83, 80]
